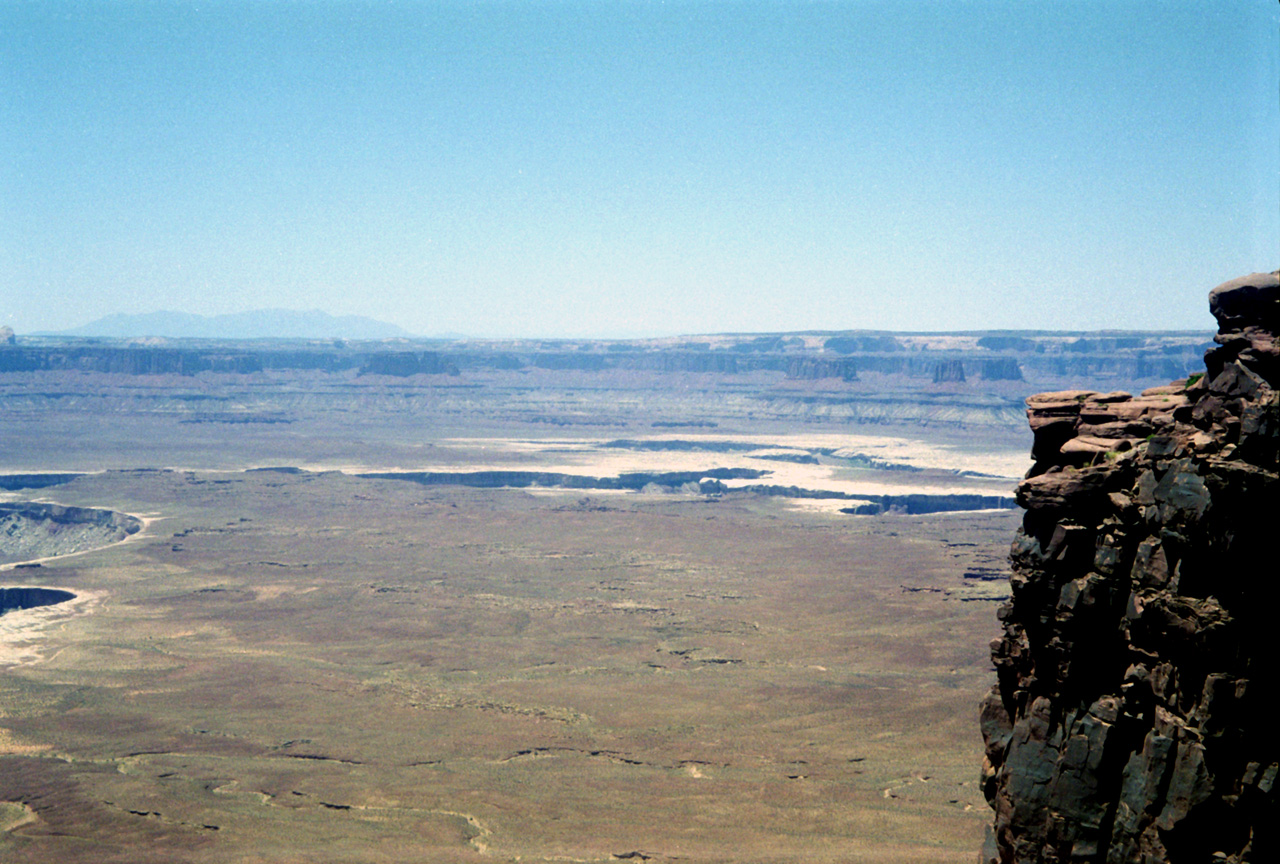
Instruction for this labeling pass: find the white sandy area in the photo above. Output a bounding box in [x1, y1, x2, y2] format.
[0, 587, 105, 667]
[337, 454, 1008, 497]
[219, 433, 1025, 499]
[718, 473, 1006, 497]
[398, 436, 1021, 496]
[518, 487, 637, 497]
[436, 433, 1031, 478]
[779, 498, 877, 515]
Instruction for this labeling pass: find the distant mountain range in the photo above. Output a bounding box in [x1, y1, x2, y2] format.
[59, 310, 413, 340]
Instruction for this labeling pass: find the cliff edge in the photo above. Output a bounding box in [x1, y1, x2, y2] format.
[981, 272, 1280, 862]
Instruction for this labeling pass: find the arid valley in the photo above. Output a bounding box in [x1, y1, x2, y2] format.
[0, 329, 1208, 862]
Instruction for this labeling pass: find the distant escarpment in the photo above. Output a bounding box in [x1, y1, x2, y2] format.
[0, 345, 457, 377]
[981, 357, 1025, 381]
[786, 357, 859, 381]
[934, 358, 967, 383]
[0, 331, 1208, 388]
[1, 328, 1212, 432]
[981, 272, 1279, 862]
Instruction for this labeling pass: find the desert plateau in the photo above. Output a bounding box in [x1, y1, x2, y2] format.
[0, 326, 1214, 862]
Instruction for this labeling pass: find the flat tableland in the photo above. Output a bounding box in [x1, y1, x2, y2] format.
[0, 342, 1112, 862]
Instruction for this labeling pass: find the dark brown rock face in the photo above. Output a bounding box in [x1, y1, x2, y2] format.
[981, 272, 1280, 863]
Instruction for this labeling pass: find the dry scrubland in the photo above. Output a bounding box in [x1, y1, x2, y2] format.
[0, 467, 1016, 863]
[1, 335, 1197, 862]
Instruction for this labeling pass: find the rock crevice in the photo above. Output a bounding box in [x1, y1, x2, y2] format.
[982, 272, 1279, 863]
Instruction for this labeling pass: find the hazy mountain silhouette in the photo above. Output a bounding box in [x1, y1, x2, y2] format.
[62, 309, 413, 340]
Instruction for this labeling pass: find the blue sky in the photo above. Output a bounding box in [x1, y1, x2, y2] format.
[2, 1, 1277, 337]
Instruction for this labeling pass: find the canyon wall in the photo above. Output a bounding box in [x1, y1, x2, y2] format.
[981, 273, 1279, 862]
[0, 503, 141, 565]
[0, 586, 76, 616]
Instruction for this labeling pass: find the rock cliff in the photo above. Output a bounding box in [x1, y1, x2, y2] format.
[786, 357, 859, 381]
[0, 503, 141, 565]
[981, 272, 1279, 862]
[0, 586, 76, 616]
[934, 358, 968, 383]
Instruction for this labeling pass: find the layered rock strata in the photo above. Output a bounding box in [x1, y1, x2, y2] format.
[981, 272, 1279, 862]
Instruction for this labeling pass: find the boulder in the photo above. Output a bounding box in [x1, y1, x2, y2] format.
[1208, 270, 1280, 331]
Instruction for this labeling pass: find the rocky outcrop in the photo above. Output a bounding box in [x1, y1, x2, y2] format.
[981, 272, 1279, 862]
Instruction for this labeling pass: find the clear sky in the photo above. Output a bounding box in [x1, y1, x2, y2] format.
[2, 1, 1277, 337]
